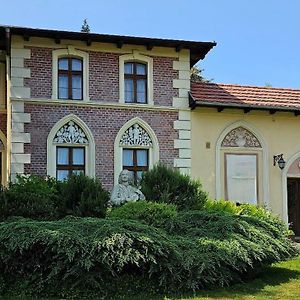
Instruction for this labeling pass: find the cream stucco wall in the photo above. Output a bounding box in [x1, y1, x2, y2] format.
[191, 107, 300, 220]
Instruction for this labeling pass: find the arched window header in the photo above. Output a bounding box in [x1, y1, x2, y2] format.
[119, 123, 153, 147]
[221, 126, 261, 148]
[53, 121, 88, 144]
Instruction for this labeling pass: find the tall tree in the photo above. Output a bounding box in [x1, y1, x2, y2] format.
[190, 65, 211, 82]
[81, 19, 90, 33]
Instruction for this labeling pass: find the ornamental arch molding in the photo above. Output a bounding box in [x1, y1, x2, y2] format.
[215, 120, 269, 206]
[114, 117, 159, 184]
[47, 114, 95, 178]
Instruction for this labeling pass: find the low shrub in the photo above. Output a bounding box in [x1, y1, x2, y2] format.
[58, 173, 109, 218]
[203, 199, 241, 214]
[0, 210, 297, 298]
[108, 201, 177, 227]
[0, 175, 59, 221]
[141, 163, 208, 210]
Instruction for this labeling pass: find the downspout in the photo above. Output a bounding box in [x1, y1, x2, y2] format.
[5, 27, 11, 183]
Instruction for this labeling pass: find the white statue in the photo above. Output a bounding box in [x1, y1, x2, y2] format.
[110, 170, 145, 206]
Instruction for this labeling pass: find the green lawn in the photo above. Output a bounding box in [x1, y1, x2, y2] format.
[126, 255, 300, 300]
[2, 255, 300, 300]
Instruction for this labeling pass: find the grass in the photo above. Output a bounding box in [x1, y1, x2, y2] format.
[2, 255, 300, 300]
[125, 255, 300, 300]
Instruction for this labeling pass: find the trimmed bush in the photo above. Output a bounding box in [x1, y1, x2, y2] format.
[0, 175, 59, 221]
[58, 173, 109, 218]
[108, 201, 177, 226]
[141, 163, 208, 210]
[0, 211, 297, 298]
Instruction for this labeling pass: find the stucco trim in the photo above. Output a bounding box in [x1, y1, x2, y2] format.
[47, 114, 95, 178]
[114, 117, 159, 185]
[216, 120, 269, 207]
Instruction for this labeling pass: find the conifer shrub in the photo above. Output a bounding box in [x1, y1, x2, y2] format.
[0, 211, 297, 298]
[108, 201, 177, 226]
[141, 163, 208, 210]
[57, 173, 109, 218]
[0, 175, 59, 221]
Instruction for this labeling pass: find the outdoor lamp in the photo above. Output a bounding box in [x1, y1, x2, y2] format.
[273, 154, 286, 170]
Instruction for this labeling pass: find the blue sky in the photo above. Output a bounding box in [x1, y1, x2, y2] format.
[1, 0, 299, 88]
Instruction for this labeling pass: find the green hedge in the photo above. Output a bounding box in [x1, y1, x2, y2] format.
[0, 210, 297, 298]
[141, 163, 208, 210]
[0, 174, 109, 220]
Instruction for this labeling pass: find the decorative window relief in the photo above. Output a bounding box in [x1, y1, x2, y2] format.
[114, 118, 159, 185]
[53, 121, 88, 144]
[221, 126, 261, 148]
[119, 123, 153, 147]
[47, 115, 95, 179]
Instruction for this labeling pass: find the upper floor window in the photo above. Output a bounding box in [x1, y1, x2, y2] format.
[119, 53, 153, 105]
[124, 62, 147, 104]
[58, 58, 83, 100]
[52, 47, 89, 101]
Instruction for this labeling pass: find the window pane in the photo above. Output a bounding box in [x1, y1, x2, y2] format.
[123, 149, 134, 166]
[137, 171, 143, 182]
[72, 75, 82, 100]
[226, 154, 257, 204]
[57, 170, 69, 181]
[124, 63, 134, 74]
[137, 79, 146, 103]
[136, 63, 146, 75]
[72, 59, 82, 71]
[58, 75, 68, 99]
[73, 148, 84, 165]
[57, 148, 69, 165]
[125, 79, 134, 103]
[58, 58, 68, 70]
[137, 150, 148, 167]
[72, 170, 84, 175]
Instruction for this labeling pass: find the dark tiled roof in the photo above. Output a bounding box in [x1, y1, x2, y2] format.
[190, 82, 300, 112]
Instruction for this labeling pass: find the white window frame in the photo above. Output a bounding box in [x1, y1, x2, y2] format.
[114, 117, 159, 185]
[47, 114, 95, 178]
[119, 52, 153, 105]
[52, 47, 89, 101]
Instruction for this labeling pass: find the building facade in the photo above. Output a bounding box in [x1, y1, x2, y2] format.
[1, 26, 300, 235]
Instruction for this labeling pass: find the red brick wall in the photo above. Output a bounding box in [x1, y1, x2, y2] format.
[24, 47, 178, 106]
[0, 113, 7, 137]
[24, 47, 52, 99]
[24, 104, 178, 190]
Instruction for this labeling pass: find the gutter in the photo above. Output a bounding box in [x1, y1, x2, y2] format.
[188, 92, 300, 116]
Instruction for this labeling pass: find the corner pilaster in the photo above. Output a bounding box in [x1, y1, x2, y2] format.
[10, 36, 31, 180]
[172, 50, 191, 175]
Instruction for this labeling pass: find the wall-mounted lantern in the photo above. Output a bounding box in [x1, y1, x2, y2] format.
[273, 154, 286, 170]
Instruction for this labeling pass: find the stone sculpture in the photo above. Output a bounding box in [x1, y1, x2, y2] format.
[110, 169, 145, 206]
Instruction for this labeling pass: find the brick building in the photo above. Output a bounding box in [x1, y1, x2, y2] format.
[2, 25, 300, 236]
[0, 25, 215, 189]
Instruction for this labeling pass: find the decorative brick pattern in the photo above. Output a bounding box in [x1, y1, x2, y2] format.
[0, 113, 6, 136]
[23, 47, 179, 106]
[24, 104, 179, 190]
